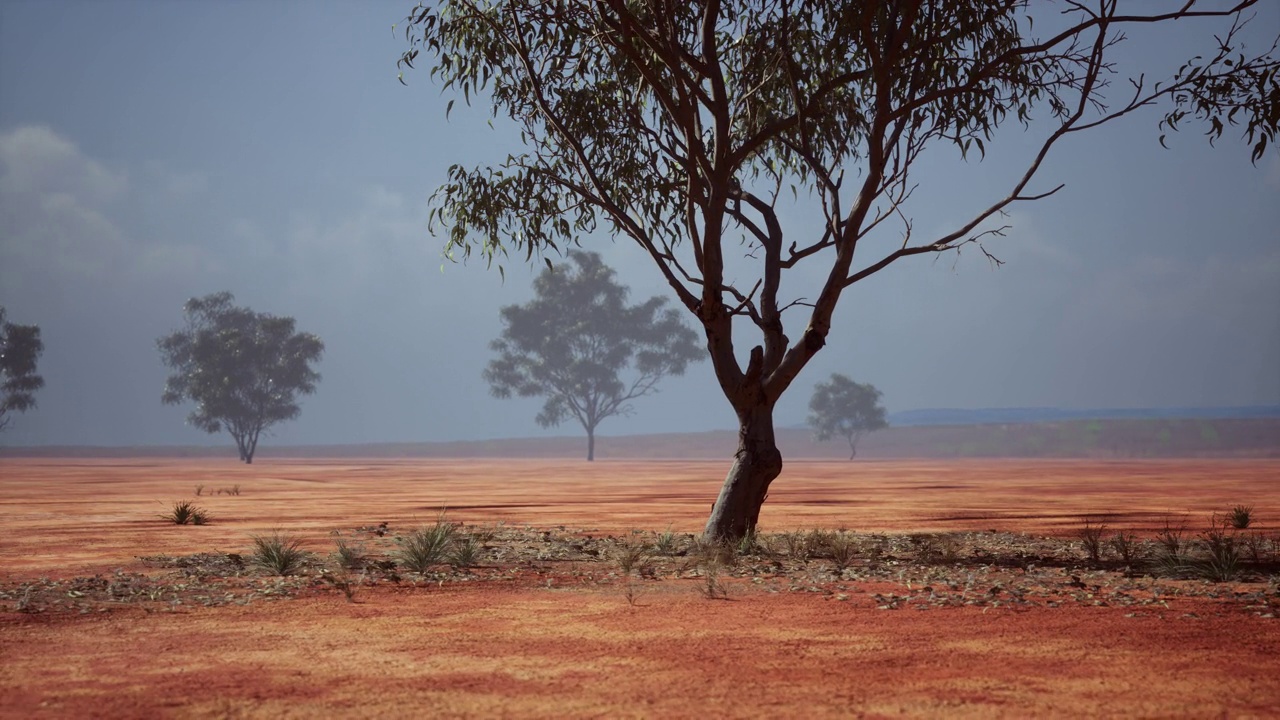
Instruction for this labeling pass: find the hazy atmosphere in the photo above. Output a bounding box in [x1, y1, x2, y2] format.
[1, 0, 1277, 447]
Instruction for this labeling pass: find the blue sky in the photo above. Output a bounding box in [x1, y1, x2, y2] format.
[1, 1, 1277, 447]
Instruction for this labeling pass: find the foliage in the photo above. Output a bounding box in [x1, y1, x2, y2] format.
[249, 532, 310, 575]
[400, 0, 1280, 539]
[449, 535, 481, 569]
[485, 251, 703, 460]
[0, 306, 45, 433]
[1079, 517, 1106, 564]
[808, 374, 888, 459]
[332, 538, 367, 570]
[162, 500, 211, 526]
[397, 519, 456, 573]
[1227, 504, 1254, 530]
[157, 292, 324, 463]
[653, 525, 681, 556]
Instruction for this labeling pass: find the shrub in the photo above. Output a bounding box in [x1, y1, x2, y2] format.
[699, 560, 729, 600]
[1079, 518, 1106, 564]
[1110, 532, 1143, 566]
[397, 520, 455, 574]
[250, 532, 309, 575]
[450, 535, 480, 569]
[332, 538, 366, 570]
[828, 531, 857, 573]
[615, 540, 650, 576]
[162, 500, 211, 526]
[1194, 515, 1241, 582]
[653, 525, 680, 556]
[1227, 505, 1254, 530]
[1155, 516, 1188, 561]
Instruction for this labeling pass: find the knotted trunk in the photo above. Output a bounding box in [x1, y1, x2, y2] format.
[703, 402, 783, 541]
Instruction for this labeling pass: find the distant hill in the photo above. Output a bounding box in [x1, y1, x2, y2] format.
[885, 406, 1280, 427]
[4, 418, 1278, 460]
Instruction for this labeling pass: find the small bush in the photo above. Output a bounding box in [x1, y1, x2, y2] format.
[828, 531, 857, 573]
[397, 520, 455, 574]
[162, 500, 211, 526]
[450, 535, 480, 569]
[615, 541, 650, 576]
[654, 526, 680, 556]
[1193, 515, 1241, 582]
[194, 484, 204, 497]
[1079, 518, 1106, 564]
[250, 532, 309, 575]
[1110, 532, 1143, 566]
[1156, 517, 1188, 561]
[332, 538, 366, 570]
[1242, 533, 1269, 565]
[699, 561, 729, 600]
[1227, 505, 1254, 530]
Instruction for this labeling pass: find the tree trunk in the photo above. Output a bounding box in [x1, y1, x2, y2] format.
[586, 426, 595, 462]
[703, 402, 783, 541]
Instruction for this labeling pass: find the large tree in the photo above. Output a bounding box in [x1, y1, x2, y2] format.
[808, 374, 888, 460]
[399, 0, 1279, 539]
[157, 292, 324, 463]
[0, 306, 45, 433]
[486, 251, 703, 461]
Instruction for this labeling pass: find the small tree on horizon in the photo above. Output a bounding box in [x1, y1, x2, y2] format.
[0, 306, 45, 433]
[808, 374, 888, 460]
[485, 251, 703, 461]
[157, 292, 324, 464]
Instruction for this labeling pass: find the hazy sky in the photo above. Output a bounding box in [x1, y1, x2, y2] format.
[1, 1, 1277, 447]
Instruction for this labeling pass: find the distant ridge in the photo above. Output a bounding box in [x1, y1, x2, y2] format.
[886, 406, 1280, 427]
[3, 417, 1277, 459]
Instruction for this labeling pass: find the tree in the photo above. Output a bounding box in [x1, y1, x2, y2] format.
[485, 251, 703, 461]
[808, 374, 888, 460]
[399, 1, 1279, 539]
[0, 306, 45, 433]
[157, 292, 324, 464]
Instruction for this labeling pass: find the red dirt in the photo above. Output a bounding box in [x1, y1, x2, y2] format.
[2, 458, 1278, 718]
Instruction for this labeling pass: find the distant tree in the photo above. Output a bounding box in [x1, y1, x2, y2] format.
[401, 0, 1279, 540]
[0, 306, 45, 433]
[485, 251, 703, 461]
[157, 292, 324, 464]
[808, 374, 888, 460]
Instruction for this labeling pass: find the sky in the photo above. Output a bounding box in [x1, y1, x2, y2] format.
[0, 1, 1277, 447]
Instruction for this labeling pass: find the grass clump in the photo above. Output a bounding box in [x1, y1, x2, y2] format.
[1110, 532, 1143, 566]
[449, 535, 480, 569]
[1193, 516, 1241, 582]
[1078, 517, 1106, 564]
[614, 540, 650, 576]
[332, 537, 366, 570]
[827, 531, 857, 573]
[249, 532, 309, 575]
[1227, 504, 1254, 530]
[162, 500, 211, 526]
[653, 525, 680, 556]
[397, 518, 456, 574]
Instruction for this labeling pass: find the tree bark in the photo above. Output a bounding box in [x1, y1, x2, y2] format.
[586, 426, 595, 462]
[703, 402, 782, 541]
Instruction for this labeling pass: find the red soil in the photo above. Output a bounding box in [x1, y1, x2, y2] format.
[1, 458, 1278, 718]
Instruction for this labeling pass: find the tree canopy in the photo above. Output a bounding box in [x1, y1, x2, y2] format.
[157, 292, 324, 463]
[808, 374, 888, 460]
[485, 251, 703, 460]
[400, 0, 1279, 539]
[0, 306, 45, 433]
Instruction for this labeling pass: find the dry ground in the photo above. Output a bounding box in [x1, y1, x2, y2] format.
[1, 458, 1278, 718]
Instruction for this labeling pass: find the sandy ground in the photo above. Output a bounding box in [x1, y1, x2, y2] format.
[1, 458, 1278, 718]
